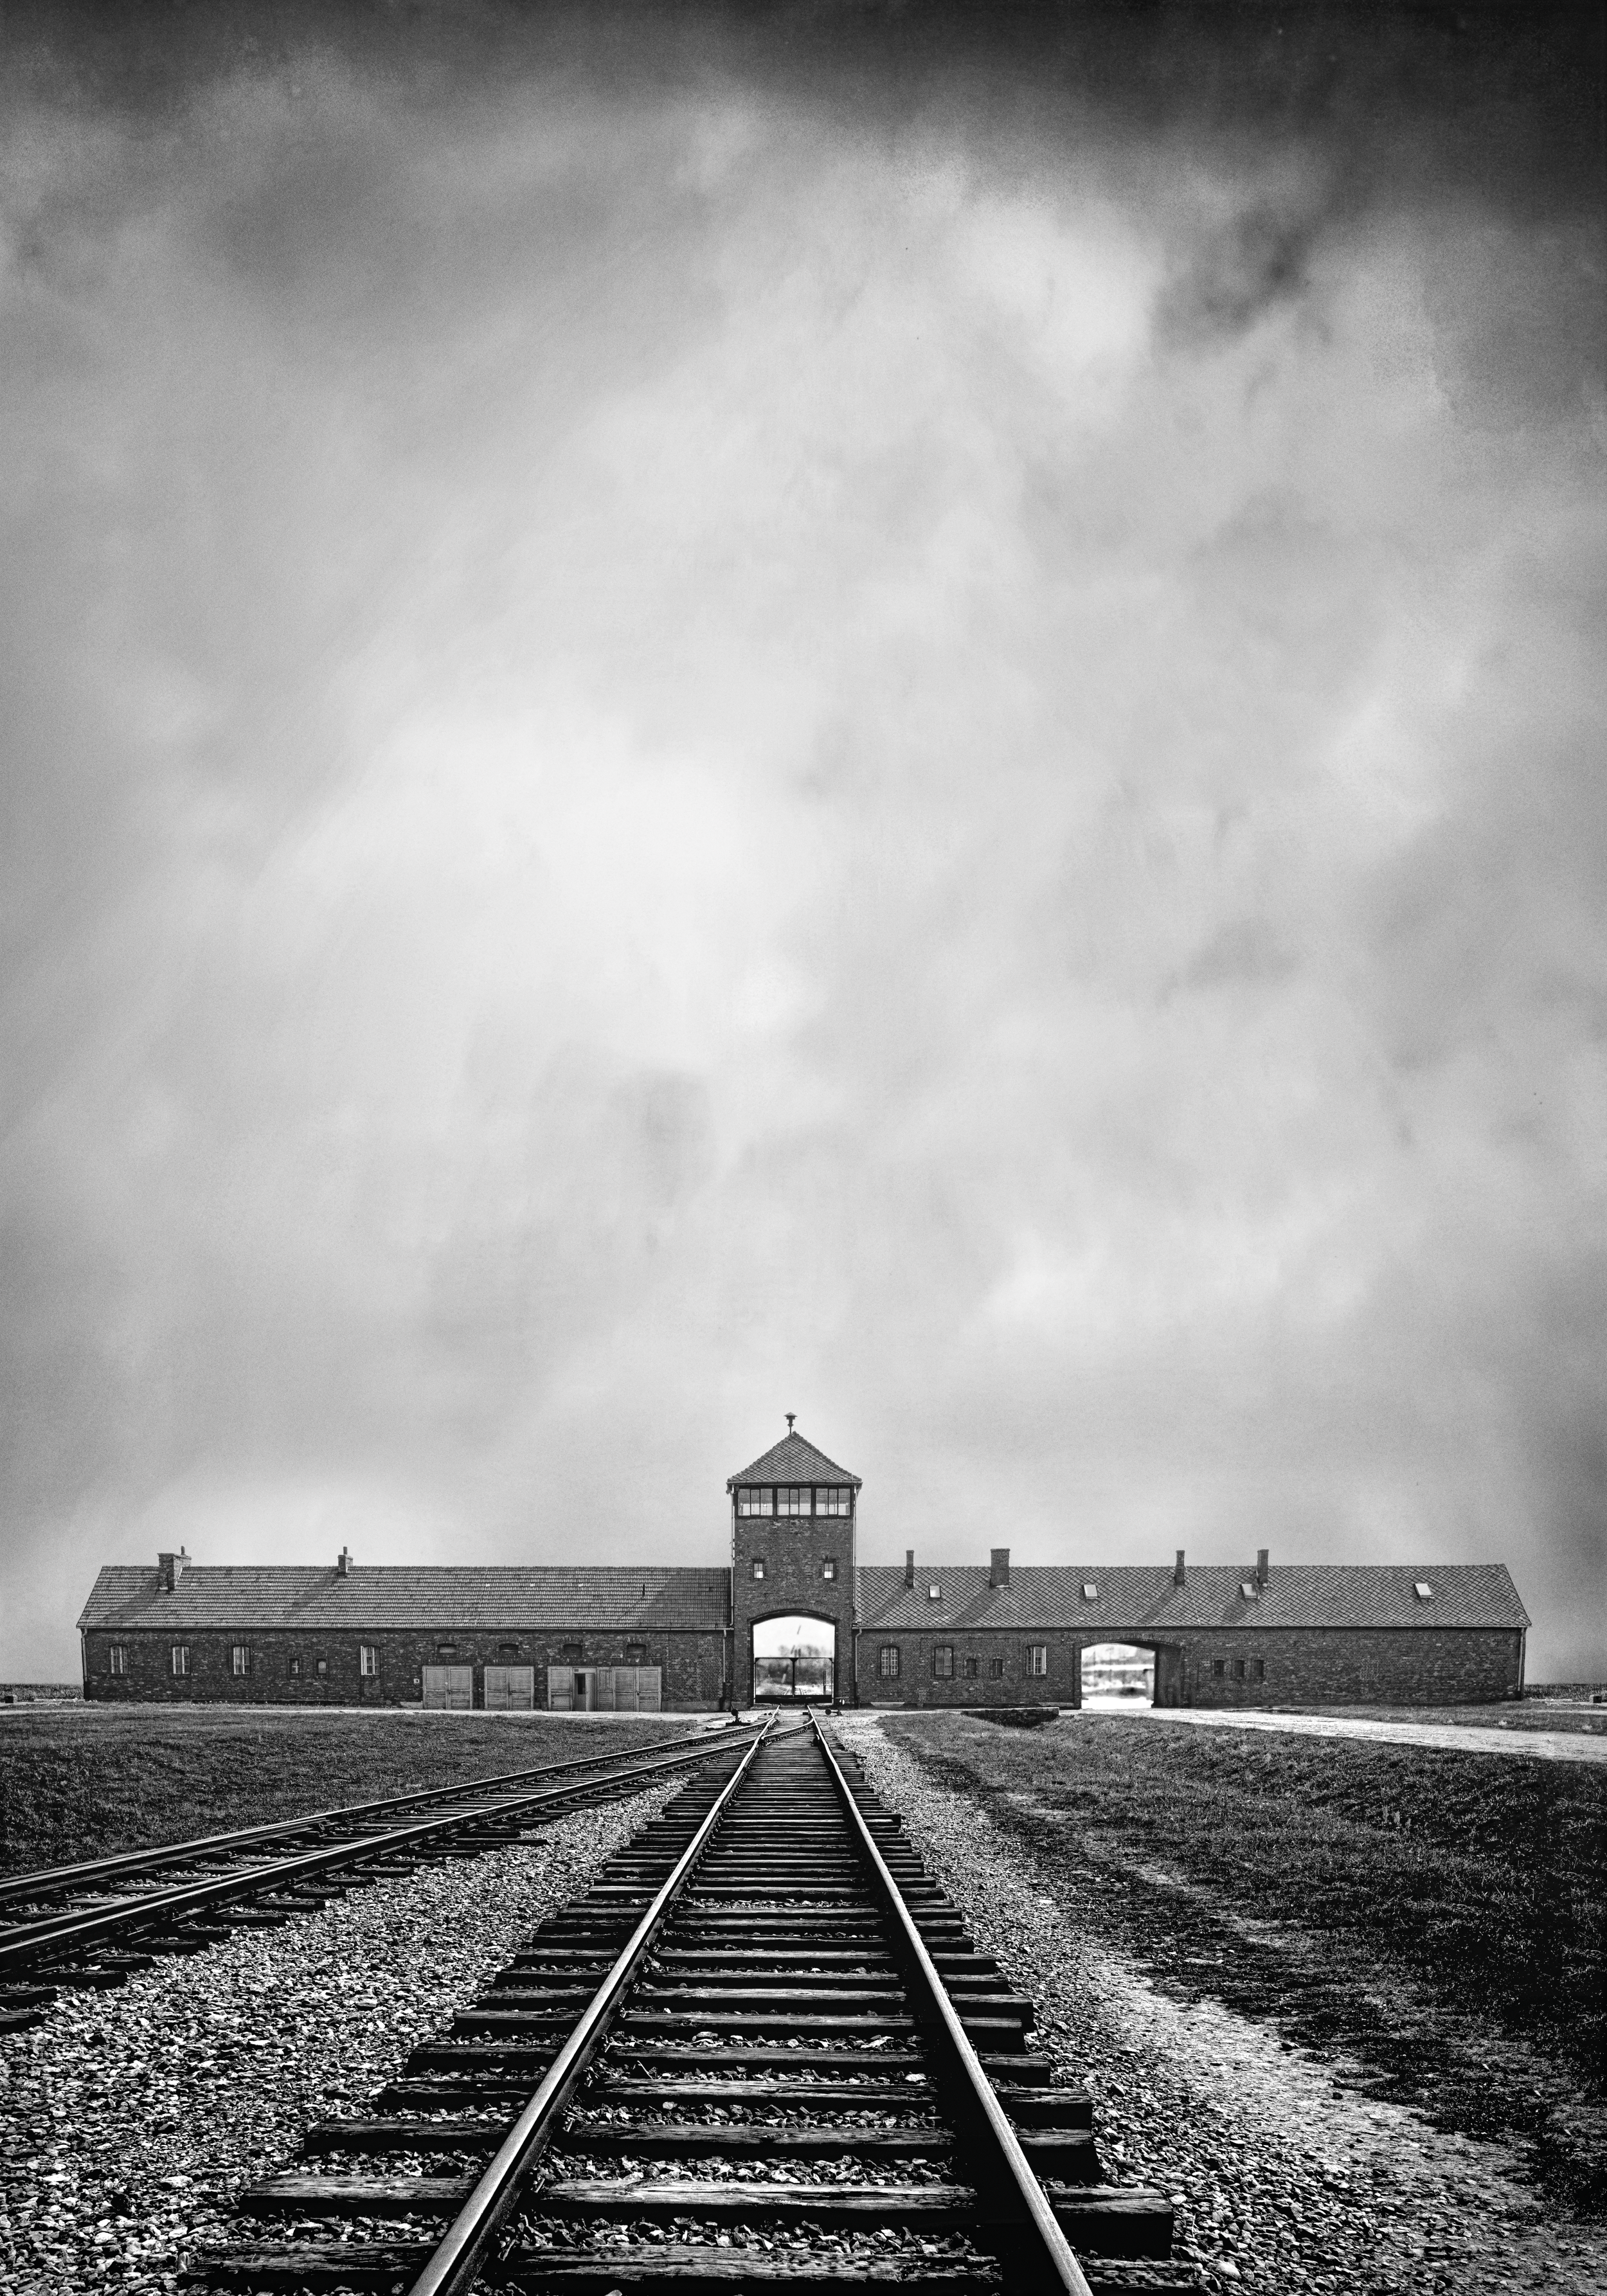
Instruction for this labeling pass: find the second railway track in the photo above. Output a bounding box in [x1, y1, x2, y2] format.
[185, 1710, 1184, 2295]
[0, 1723, 753, 2027]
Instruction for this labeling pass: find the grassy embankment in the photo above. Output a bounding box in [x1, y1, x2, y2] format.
[885, 1710, 1607, 2214]
[0, 1707, 690, 1874]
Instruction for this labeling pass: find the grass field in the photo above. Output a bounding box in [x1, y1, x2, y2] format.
[0, 1706, 692, 1874]
[884, 1709, 1607, 2214]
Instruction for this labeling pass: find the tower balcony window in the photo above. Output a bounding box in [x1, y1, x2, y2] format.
[737, 1488, 772, 1516]
[816, 1488, 850, 1516]
[777, 1487, 810, 1515]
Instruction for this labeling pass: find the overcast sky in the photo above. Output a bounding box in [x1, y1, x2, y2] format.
[2, 3, 1603, 1681]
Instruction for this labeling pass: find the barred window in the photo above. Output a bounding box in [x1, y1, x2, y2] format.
[359, 1645, 379, 1678]
[737, 1487, 771, 1516]
[171, 1645, 190, 1678]
[932, 1646, 955, 1679]
[1026, 1644, 1048, 1678]
[878, 1644, 901, 1679]
[777, 1487, 809, 1515]
[816, 1488, 850, 1515]
[109, 1644, 127, 1676]
[231, 1645, 249, 1677]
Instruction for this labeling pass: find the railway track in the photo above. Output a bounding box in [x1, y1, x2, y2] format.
[0, 1723, 754, 2029]
[186, 1711, 1185, 2294]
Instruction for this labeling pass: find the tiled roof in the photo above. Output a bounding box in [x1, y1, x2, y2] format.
[852, 1563, 1529, 1633]
[726, 1429, 861, 1489]
[76, 1565, 732, 1635]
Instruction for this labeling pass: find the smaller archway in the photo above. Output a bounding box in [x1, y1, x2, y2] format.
[752, 1613, 835, 1702]
[1081, 1642, 1154, 1709]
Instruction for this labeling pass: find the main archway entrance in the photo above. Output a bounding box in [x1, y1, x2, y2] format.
[752, 1613, 836, 1703]
[1080, 1642, 1154, 1709]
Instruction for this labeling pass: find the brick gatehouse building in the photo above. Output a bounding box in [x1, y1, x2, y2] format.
[76, 1424, 1529, 1711]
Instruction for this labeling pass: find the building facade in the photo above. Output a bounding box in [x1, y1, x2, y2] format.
[76, 1426, 1529, 1709]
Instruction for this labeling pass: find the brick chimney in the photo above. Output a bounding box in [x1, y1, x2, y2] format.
[1255, 1548, 1270, 1588]
[1174, 1548, 1186, 1587]
[157, 1548, 190, 1591]
[904, 1548, 915, 1589]
[990, 1547, 1010, 1588]
[337, 1546, 352, 1577]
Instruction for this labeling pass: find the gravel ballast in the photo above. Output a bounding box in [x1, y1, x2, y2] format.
[834, 1714, 1607, 2296]
[0, 1779, 678, 2295]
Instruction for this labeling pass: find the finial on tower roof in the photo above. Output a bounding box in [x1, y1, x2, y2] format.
[786, 1412, 796, 1432]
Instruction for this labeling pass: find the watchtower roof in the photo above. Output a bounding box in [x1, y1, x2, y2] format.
[726, 1428, 861, 1491]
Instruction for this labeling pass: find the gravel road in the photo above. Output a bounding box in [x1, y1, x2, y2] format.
[0, 1777, 677, 2296]
[1094, 1707, 1607, 1764]
[834, 1713, 1607, 2296]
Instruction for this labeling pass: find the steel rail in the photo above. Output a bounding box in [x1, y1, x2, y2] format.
[405, 1712, 777, 2296]
[808, 1709, 1095, 2296]
[0, 1730, 759, 1978]
[0, 1721, 740, 1910]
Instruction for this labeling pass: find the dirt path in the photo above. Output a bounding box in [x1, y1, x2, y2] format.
[835, 1714, 1607, 2296]
[1093, 1708, 1607, 1763]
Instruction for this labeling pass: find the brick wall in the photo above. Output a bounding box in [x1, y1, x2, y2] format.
[82, 1628, 729, 1710]
[731, 1500, 855, 1705]
[850, 1626, 1523, 1709]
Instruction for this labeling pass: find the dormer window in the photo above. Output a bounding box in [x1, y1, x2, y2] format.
[1082, 1583, 1099, 1601]
[1239, 1580, 1259, 1601]
[928, 1583, 942, 1602]
[1414, 1580, 1433, 1601]
[751, 1558, 766, 1581]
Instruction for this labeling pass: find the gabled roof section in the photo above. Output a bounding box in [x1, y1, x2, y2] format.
[852, 1563, 1529, 1633]
[76, 1565, 732, 1635]
[727, 1428, 861, 1490]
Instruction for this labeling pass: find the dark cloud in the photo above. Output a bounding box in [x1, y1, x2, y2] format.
[0, 1, 1603, 1682]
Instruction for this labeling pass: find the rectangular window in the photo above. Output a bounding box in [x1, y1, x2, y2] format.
[737, 1487, 771, 1516]
[989, 1656, 1005, 1680]
[1026, 1644, 1048, 1678]
[751, 1557, 766, 1581]
[816, 1487, 850, 1515]
[1233, 1658, 1246, 1681]
[932, 1646, 955, 1679]
[109, 1644, 127, 1676]
[878, 1644, 901, 1679]
[1252, 1658, 1265, 1682]
[963, 1654, 980, 1679]
[561, 1642, 582, 1660]
[821, 1558, 837, 1581]
[777, 1486, 809, 1515]
[359, 1645, 379, 1678]
[1212, 1659, 1226, 1678]
[171, 1645, 190, 1678]
[231, 1645, 249, 1676]
[289, 1655, 301, 1678]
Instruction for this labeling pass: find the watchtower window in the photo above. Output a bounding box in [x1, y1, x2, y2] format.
[751, 1558, 766, 1581]
[816, 1488, 850, 1516]
[821, 1558, 837, 1581]
[777, 1487, 809, 1515]
[737, 1487, 771, 1516]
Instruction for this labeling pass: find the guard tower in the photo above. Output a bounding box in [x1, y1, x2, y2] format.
[727, 1419, 861, 1706]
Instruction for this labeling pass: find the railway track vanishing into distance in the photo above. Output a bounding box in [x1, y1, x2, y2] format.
[187, 1711, 1181, 2294]
[0, 1723, 753, 2028]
